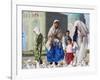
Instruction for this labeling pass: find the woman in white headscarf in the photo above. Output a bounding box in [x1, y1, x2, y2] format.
[46, 20, 64, 66]
[33, 27, 43, 64]
[73, 20, 89, 66]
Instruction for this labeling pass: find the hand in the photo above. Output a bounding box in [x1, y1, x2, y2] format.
[54, 33, 57, 38]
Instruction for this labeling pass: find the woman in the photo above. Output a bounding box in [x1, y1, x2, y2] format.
[46, 20, 64, 66]
[73, 20, 89, 66]
[33, 27, 43, 65]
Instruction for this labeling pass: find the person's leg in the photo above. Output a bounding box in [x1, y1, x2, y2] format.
[39, 43, 43, 64]
[55, 62, 58, 65]
[73, 54, 77, 66]
[67, 53, 74, 65]
[66, 53, 70, 65]
[65, 53, 69, 65]
[39, 58, 43, 64]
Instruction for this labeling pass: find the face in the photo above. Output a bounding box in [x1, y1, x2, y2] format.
[54, 22, 59, 29]
[66, 32, 70, 36]
[67, 40, 71, 44]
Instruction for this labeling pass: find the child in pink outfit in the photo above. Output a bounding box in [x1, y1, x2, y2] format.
[65, 39, 74, 65]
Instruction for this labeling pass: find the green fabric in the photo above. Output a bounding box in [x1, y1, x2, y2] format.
[34, 33, 43, 61]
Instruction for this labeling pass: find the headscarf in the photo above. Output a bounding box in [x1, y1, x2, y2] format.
[46, 20, 63, 50]
[74, 20, 89, 37]
[33, 27, 40, 35]
[48, 20, 63, 41]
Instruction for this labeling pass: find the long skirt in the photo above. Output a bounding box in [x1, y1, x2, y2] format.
[47, 41, 64, 63]
[77, 37, 88, 65]
[65, 53, 74, 64]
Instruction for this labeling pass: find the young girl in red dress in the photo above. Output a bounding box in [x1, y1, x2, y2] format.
[65, 39, 74, 65]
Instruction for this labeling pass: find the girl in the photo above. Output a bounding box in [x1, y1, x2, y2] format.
[65, 38, 74, 65]
[62, 30, 72, 51]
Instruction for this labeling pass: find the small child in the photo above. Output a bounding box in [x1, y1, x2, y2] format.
[65, 39, 74, 65]
[62, 30, 72, 51]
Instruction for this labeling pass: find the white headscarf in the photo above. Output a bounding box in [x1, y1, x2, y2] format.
[53, 19, 60, 23]
[46, 20, 63, 50]
[74, 20, 89, 36]
[48, 20, 62, 40]
[33, 27, 40, 35]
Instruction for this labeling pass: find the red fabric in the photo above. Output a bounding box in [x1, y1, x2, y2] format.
[65, 53, 74, 64]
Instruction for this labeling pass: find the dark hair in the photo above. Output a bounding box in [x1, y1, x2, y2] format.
[73, 26, 78, 42]
[66, 30, 70, 33]
[67, 38, 72, 43]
